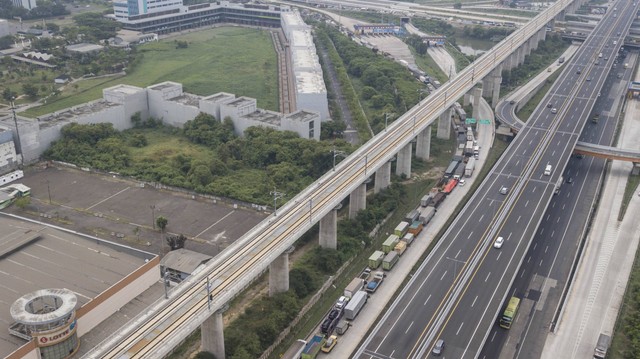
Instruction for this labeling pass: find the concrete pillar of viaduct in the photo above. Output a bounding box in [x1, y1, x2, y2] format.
[201, 309, 226, 359]
[539, 28, 547, 43]
[374, 161, 391, 194]
[396, 142, 412, 178]
[632, 162, 640, 175]
[319, 208, 337, 249]
[463, 92, 471, 107]
[472, 87, 482, 121]
[269, 246, 293, 296]
[415, 125, 431, 161]
[437, 108, 452, 139]
[349, 183, 367, 219]
[491, 64, 502, 108]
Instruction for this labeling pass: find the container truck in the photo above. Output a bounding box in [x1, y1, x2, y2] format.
[465, 157, 475, 177]
[368, 251, 385, 269]
[394, 222, 410, 237]
[442, 179, 458, 194]
[344, 290, 368, 320]
[402, 233, 414, 246]
[593, 333, 610, 359]
[405, 209, 420, 223]
[382, 234, 400, 253]
[301, 334, 325, 359]
[408, 221, 423, 236]
[419, 206, 436, 225]
[394, 240, 407, 255]
[420, 194, 431, 207]
[444, 161, 459, 178]
[344, 278, 365, 298]
[283, 339, 307, 359]
[365, 271, 385, 293]
[465, 140, 474, 156]
[382, 251, 399, 270]
[453, 164, 465, 180]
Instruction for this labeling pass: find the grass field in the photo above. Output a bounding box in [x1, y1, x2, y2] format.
[23, 27, 279, 117]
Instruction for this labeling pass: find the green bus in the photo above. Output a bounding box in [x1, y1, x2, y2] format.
[499, 297, 520, 329]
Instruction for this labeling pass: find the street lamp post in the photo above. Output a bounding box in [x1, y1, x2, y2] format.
[446, 256, 467, 282]
[10, 97, 24, 168]
[150, 205, 156, 229]
[270, 187, 285, 216]
[332, 147, 346, 172]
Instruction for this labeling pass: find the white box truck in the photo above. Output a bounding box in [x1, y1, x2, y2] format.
[344, 278, 365, 299]
[344, 290, 368, 320]
[465, 157, 475, 177]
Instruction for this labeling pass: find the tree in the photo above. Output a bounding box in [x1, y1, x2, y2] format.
[22, 83, 38, 99]
[166, 234, 187, 250]
[0, 35, 13, 50]
[156, 216, 168, 232]
[2, 87, 14, 101]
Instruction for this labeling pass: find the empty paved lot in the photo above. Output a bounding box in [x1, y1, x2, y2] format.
[5, 165, 267, 256]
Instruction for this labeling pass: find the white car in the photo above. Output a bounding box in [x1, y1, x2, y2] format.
[494, 236, 504, 249]
[459, 179, 466, 186]
[499, 186, 509, 195]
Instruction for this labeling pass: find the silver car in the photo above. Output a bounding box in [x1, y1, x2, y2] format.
[432, 339, 445, 356]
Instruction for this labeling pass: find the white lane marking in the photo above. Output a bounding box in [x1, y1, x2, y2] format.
[527, 256, 531, 263]
[424, 294, 432, 306]
[517, 215, 522, 223]
[485, 272, 491, 282]
[497, 252, 502, 261]
[440, 271, 447, 280]
[455, 249, 461, 259]
[472, 295, 478, 308]
[540, 259, 544, 267]
[405, 321, 414, 334]
[525, 200, 529, 207]
[87, 186, 130, 210]
[479, 214, 485, 222]
[456, 322, 464, 335]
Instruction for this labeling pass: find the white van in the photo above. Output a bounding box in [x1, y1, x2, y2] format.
[544, 164, 553, 176]
[598, 53, 603, 58]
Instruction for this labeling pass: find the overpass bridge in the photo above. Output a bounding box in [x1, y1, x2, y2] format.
[82, 0, 592, 358]
[495, 85, 640, 163]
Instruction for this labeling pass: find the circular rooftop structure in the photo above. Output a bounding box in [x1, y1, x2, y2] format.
[10, 288, 77, 327]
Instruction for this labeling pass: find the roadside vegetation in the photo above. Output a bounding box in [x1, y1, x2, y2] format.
[611, 244, 640, 358]
[515, 71, 561, 121]
[618, 172, 640, 221]
[43, 115, 352, 205]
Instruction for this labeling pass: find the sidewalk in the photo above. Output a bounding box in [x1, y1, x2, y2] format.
[540, 66, 640, 359]
[325, 58, 496, 358]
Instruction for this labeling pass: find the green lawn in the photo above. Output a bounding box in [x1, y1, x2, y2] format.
[23, 27, 279, 118]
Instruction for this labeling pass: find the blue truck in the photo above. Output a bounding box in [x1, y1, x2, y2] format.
[301, 334, 325, 359]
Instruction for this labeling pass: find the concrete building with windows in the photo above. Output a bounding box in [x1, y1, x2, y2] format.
[0, 127, 18, 173]
[8, 81, 320, 164]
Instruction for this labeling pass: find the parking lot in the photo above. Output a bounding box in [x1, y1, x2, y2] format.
[4, 165, 268, 256]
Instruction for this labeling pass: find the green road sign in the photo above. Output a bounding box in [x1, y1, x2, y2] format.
[479, 119, 491, 124]
[465, 118, 476, 124]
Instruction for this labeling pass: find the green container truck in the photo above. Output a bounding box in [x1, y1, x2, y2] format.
[382, 234, 400, 254]
[368, 251, 385, 269]
[394, 221, 410, 237]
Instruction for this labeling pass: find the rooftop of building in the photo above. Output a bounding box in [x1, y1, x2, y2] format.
[292, 48, 319, 69]
[281, 11, 305, 27]
[241, 109, 281, 125]
[0, 216, 153, 357]
[202, 92, 235, 103]
[170, 93, 201, 107]
[225, 97, 256, 108]
[290, 29, 314, 48]
[160, 248, 212, 274]
[36, 100, 121, 126]
[294, 70, 327, 94]
[66, 43, 104, 53]
[148, 82, 181, 92]
[105, 83, 146, 95]
[285, 109, 319, 123]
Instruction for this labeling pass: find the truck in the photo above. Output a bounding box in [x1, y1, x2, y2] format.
[283, 339, 307, 359]
[382, 251, 399, 270]
[335, 319, 350, 335]
[365, 271, 385, 293]
[473, 145, 480, 158]
[344, 290, 368, 320]
[453, 164, 465, 180]
[593, 333, 610, 359]
[394, 221, 410, 238]
[402, 233, 414, 246]
[624, 62, 629, 69]
[555, 176, 563, 195]
[358, 267, 372, 281]
[429, 192, 446, 208]
[383, 234, 400, 253]
[420, 194, 432, 207]
[408, 221, 423, 236]
[419, 206, 436, 225]
[368, 251, 385, 269]
[442, 178, 458, 194]
[465, 157, 476, 177]
[465, 140, 474, 156]
[394, 240, 407, 255]
[405, 209, 420, 223]
[301, 334, 326, 359]
[444, 160, 459, 178]
[344, 278, 365, 298]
